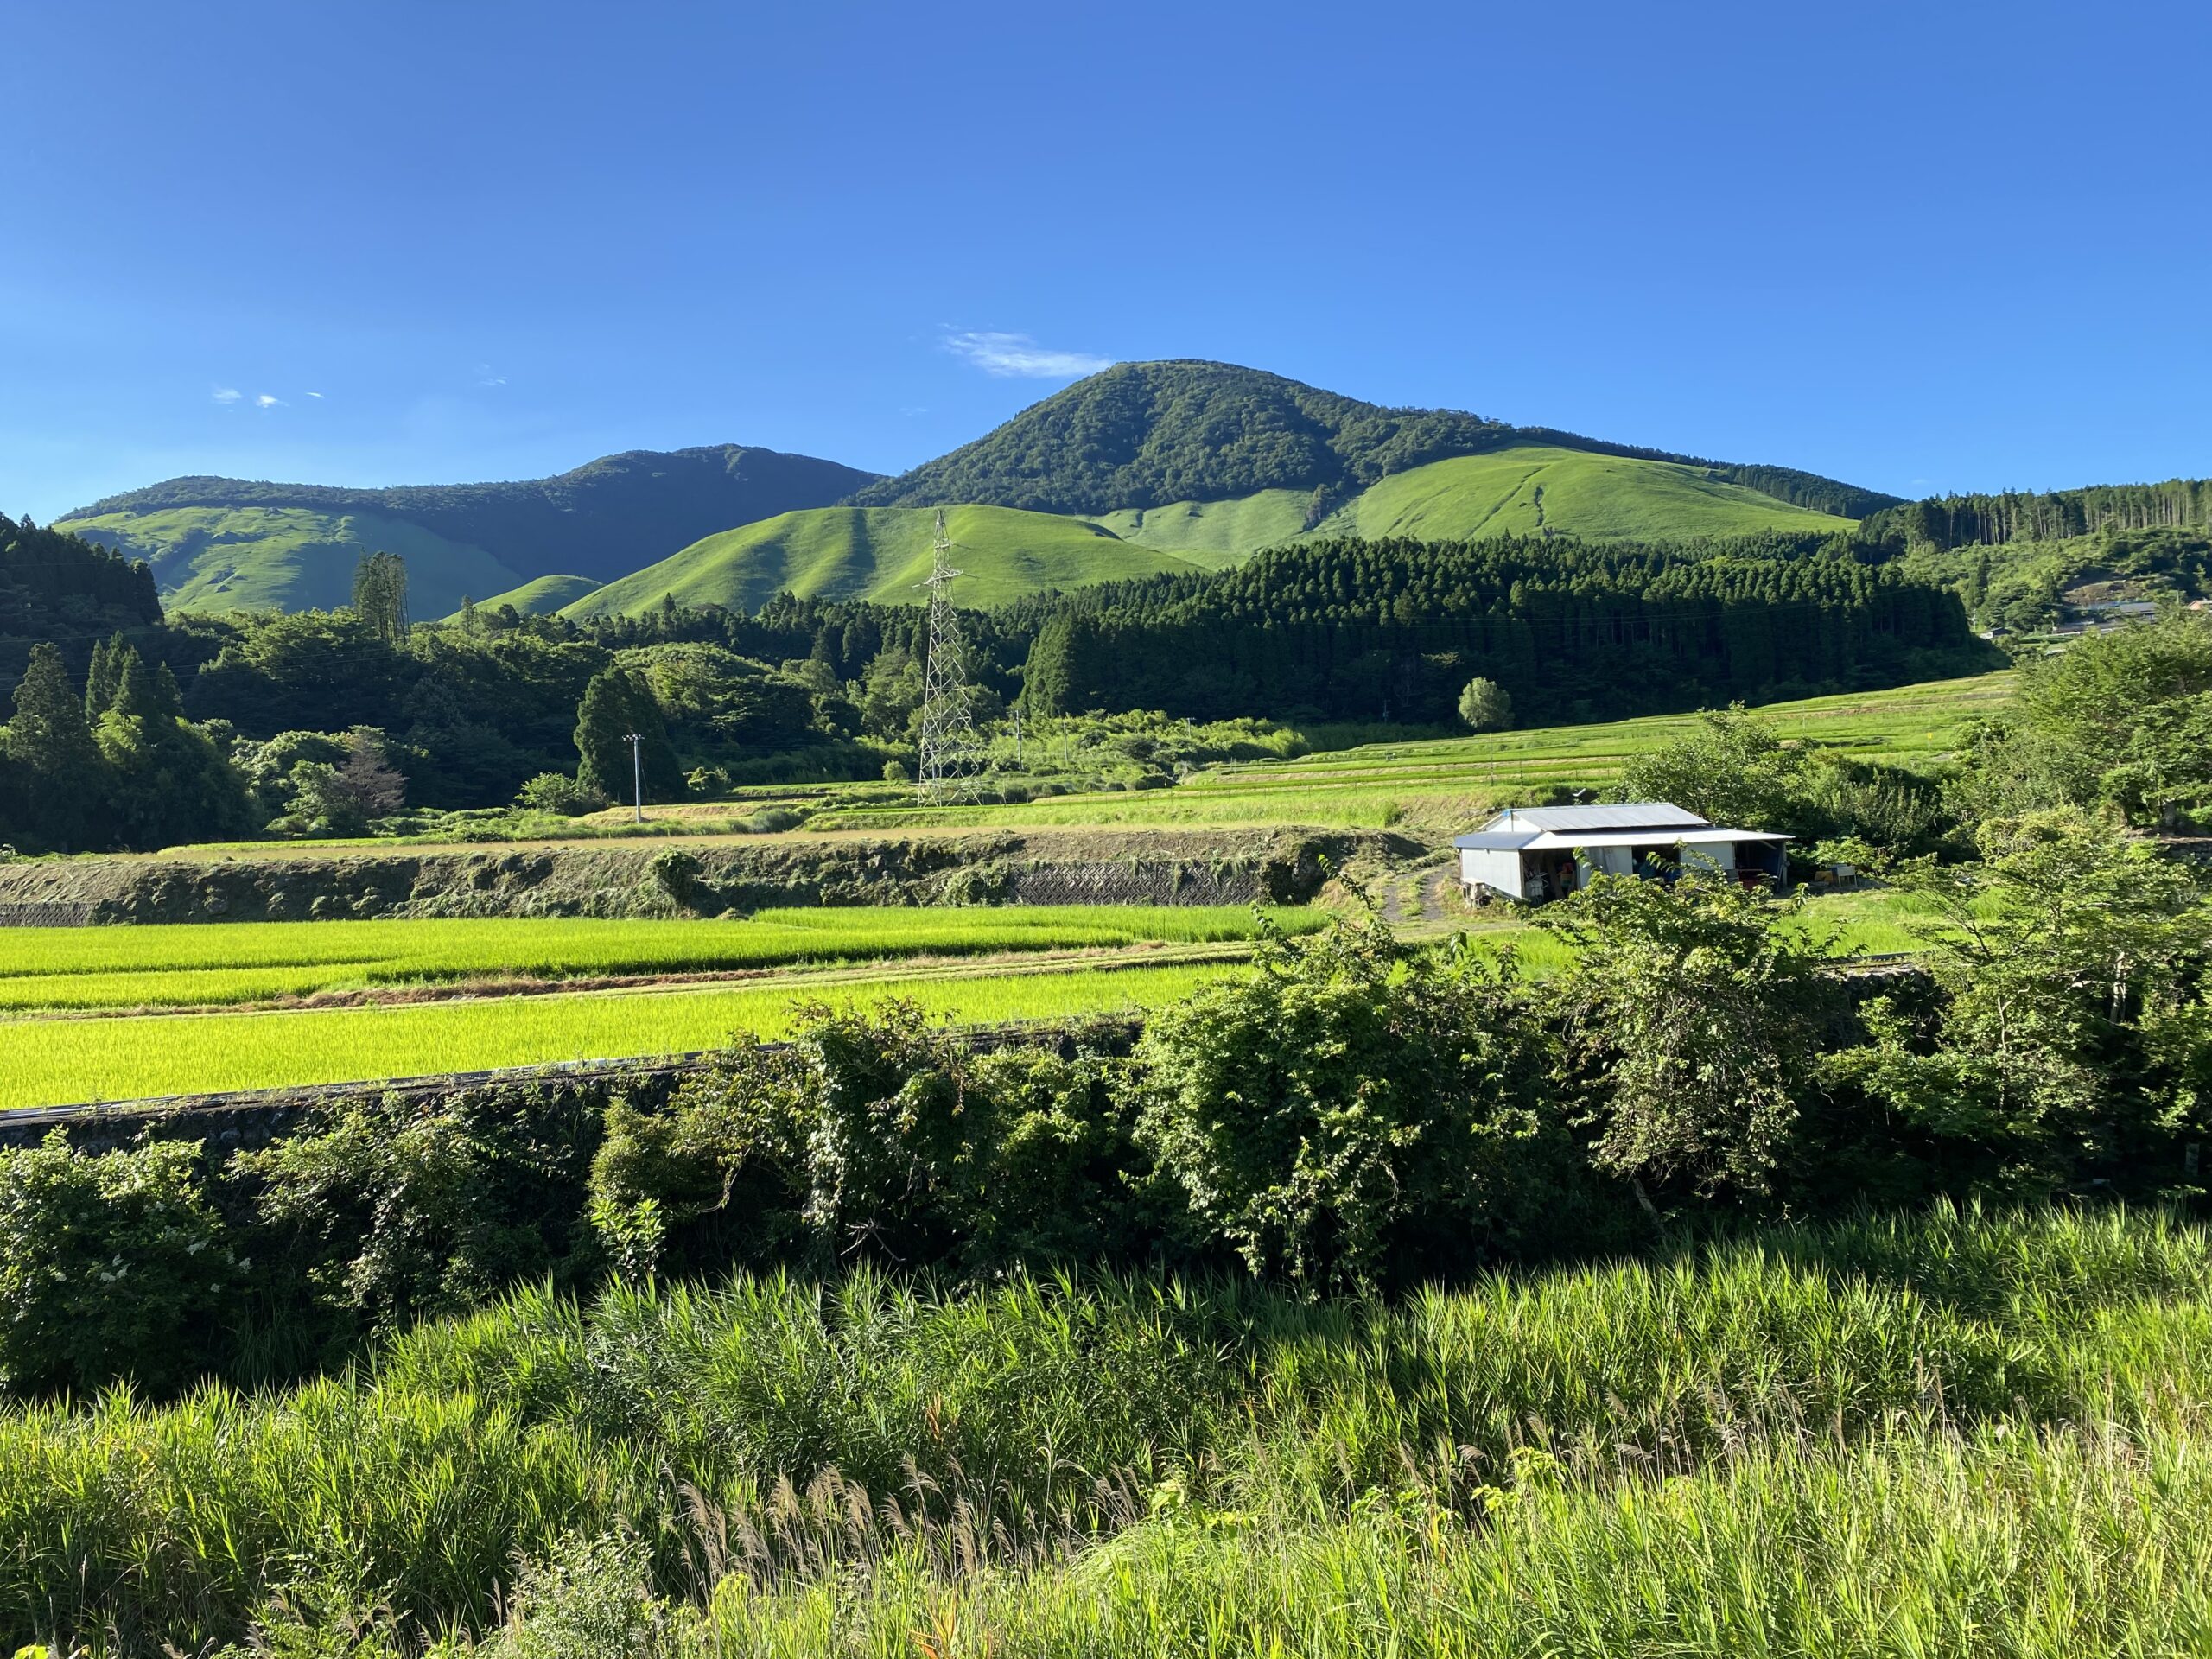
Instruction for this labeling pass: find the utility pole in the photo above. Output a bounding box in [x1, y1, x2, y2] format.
[623, 732, 644, 822]
[1013, 704, 1023, 766]
[915, 507, 982, 804]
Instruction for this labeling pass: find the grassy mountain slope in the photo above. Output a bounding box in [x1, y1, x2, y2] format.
[452, 573, 602, 620]
[60, 444, 878, 610]
[55, 506, 529, 619]
[1319, 448, 1853, 542]
[1092, 491, 1314, 569]
[565, 505, 1209, 616]
[575, 448, 1855, 618]
[853, 359, 1900, 520]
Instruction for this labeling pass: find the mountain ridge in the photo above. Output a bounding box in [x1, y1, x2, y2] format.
[62, 443, 880, 598]
[59, 362, 1904, 617]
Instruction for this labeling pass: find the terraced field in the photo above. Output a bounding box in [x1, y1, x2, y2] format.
[0, 906, 1315, 1012]
[0, 906, 1323, 1108]
[814, 671, 2017, 836]
[0, 957, 1229, 1109]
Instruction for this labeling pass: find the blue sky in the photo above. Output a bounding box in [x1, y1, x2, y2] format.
[4, 0, 2208, 521]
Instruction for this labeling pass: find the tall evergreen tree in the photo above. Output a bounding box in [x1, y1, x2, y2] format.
[351, 551, 410, 645]
[574, 666, 680, 804]
[93, 644, 251, 851]
[84, 632, 128, 719]
[3, 643, 104, 849]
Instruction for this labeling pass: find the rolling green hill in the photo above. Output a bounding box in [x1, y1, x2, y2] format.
[452, 573, 603, 620]
[1317, 448, 1853, 542]
[54, 505, 530, 620]
[59, 444, 877, 614]
[563, 505, 1211, 616]
[1091, 491, 1314, 569]
[571, 449, 1849, 619]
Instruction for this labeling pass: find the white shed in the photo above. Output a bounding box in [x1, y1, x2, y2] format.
[1455, 802, 1790, 903]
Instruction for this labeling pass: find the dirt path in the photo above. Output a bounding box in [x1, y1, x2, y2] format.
[1416, 867, 1458, 923]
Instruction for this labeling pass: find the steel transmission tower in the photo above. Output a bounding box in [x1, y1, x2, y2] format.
[916, 508, 982, 802]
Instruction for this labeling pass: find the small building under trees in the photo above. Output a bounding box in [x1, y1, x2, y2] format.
[1454, 801, 1790, 904]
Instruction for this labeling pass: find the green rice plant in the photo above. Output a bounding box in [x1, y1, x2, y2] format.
[0, 961, 1230, 1108]
[0, 906, 1323, 1012]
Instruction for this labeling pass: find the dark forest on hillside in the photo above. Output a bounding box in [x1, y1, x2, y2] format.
[1015, 536, 1992, 725]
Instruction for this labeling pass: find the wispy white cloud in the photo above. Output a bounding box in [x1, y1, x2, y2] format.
[942, 330, 1113, 378]
[211, 385, 241, 404]
[475, 364, 507, 388]
[255, 393, 285, 409]
[306, 391, 325, 399]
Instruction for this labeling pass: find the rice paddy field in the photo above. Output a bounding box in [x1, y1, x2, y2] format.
[0, 958, 1228, 1108]
[0, 906, 1318, 1013]
[0, 903, 1332, 1108]
[6, 1205, 2211, 1655]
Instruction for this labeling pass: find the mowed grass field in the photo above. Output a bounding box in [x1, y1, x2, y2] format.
[0, 906, 1318, 1012]
[0, 958, 1231, 1109]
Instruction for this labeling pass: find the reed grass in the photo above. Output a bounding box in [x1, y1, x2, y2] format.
[2, 1205, 2207, 1654]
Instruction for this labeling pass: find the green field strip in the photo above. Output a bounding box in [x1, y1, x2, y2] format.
[0, 906, 1319, 1011]
[0, 959, 1234, 1109]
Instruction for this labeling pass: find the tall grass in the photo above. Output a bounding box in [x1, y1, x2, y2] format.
[692, 1423, 2212, 1658]
[3, 1205, 2208, 1653]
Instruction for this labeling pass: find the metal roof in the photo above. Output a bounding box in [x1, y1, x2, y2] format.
[1520, 828, 1792, 850]
[1480, 802, 1712, 834]
[1454, 831, 1541, 850]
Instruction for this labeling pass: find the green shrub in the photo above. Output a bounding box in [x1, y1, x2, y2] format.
[0, 1131, 238, 1395]
[1539, 873, 1837, 1205]
[1137, 921, 1569, 1290]
[513, 772, 607, 817]
[589, 1001, 1154, 1278]
[239, 1084, 608, 1340]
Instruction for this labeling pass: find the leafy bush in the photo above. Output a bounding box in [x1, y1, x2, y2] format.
[513, 772, 607, 817]
[1539, 874, 1837, 1205]
[1619, 703, 1959, 855]
[1829, 807, 2212, 1192]
[0, 1131, 238, 1395]
[1138, 921, 1568, 1289]
[588, 1001, 1154, 1278]
[239, 1084, 609, 1340]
